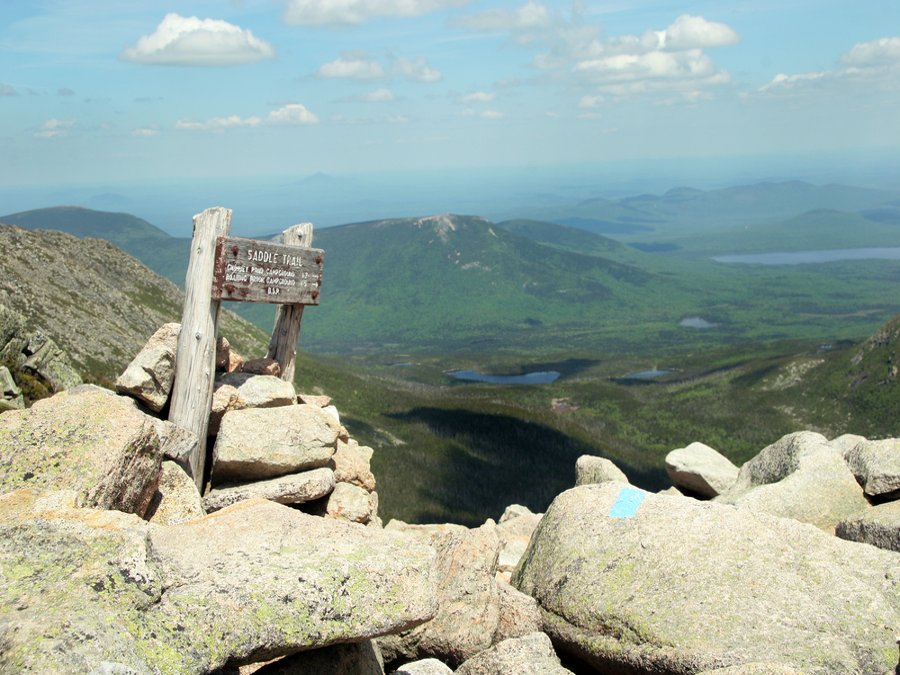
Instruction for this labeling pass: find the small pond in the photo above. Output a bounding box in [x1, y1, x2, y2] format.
[617, 369, 672, 381]
[447, 370, 561, 385]
[712, 247, 900, 265]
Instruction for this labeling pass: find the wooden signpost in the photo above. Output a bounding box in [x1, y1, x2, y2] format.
[169, 208, 324, 488]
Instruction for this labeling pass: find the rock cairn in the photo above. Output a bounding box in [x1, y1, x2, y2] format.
[114, 323, 381, 527]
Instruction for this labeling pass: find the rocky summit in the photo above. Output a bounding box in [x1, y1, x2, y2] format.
[0, 323, 898, 674]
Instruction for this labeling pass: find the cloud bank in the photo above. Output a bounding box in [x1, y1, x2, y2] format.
[284, 0, 471, 26]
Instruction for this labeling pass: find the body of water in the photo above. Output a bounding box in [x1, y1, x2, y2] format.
[618, 369, 672, 381]
[712, 247, 900, 265]
[447, 370, 561, 385]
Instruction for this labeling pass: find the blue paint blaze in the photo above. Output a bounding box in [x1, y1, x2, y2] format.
[608, 486, 646, 519]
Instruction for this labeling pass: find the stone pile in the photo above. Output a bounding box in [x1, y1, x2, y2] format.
[113, 322, 382, 527]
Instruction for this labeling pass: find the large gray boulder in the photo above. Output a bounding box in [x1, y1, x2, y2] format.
[0, 491, 437, 674]
[380, 521, 501, 667]
[665, 441, 739, 497]
[513, 483, 899, 675]
[212, 404, 340, 482]
[0, 387, 162, 515]
[455, 632, 572, 675]
[724, 446, 870, 532]
[728, 431, 829, 493]
[845, 438, 900, 499]
[574, 455, 628, 486]
[114, 322, 179, 412]
[203, 467, 335, 513]
[836, 500, 900, 552]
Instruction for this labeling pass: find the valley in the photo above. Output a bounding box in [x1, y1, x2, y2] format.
[2, 178, 899, 524]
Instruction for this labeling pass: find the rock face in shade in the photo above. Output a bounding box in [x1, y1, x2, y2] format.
[845, 438, 900, 499]
[251, 639, 384, 675]
[212, 404, 340, 482]
[513, 483, 899, 675]
[836, 500, 900, 552]
[114, 322, 179, 412]
[664, 442, 739, 497]
[202, 467, 335, 513]
[574, 455, 629, 486]
[0, 387, 162, 515]
[0, 492, 438, 674]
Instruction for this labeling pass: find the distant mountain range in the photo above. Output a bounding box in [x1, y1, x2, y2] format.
[4, 178, 900, 353]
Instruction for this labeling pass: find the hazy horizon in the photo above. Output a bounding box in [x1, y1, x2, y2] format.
[3, 0, 900, 211]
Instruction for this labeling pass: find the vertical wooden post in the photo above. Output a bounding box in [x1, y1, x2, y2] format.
[169, 207, 232, 488]
[267, 222, 313, 383]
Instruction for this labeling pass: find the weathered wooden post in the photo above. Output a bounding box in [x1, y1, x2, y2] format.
[169, 210, 324, 489]
[169, 207, 232, 488]
[267, 223, 314, 382]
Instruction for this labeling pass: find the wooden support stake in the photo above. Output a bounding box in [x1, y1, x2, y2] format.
[169, 207, 232, 488]
[267, 222, 313, 383]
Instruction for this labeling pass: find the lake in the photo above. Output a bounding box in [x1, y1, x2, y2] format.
[447, 370, 561, 385]
[617, 369, 672, 381]
[713, 247, 900, 265]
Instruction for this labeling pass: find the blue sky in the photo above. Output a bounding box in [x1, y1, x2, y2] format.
[2, 0, 900, 191]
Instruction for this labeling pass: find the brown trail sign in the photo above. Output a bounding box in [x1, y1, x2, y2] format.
[212, 235, 323, 305]
[169, 209, 324, 488]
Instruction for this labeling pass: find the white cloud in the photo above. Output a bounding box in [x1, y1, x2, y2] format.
[460, 1, 552, 31]
[462, 91, 495, 102]
[34, 118, 74, 138]
[132, 127, 159, 137]
[394, 56, 442, 82]
[175, 115, 262, 132]
[267, 103, 319, 124]
[121, 13, 274, 66]
[284, 0, 471, 26]
[578, 95, 602, 108]
[658, 15, 739, 51]
[759, 71, 829, 93]
[459, 7, 737, 102]
[360, 88, 396, 102]
[756, 35, 900, 99]
[177, 104, 319, 132]
[480, 109, 505, 119]
[576, 49, 717, 82]
[318, 55, 386, 80]
[841, 36, 900, 67]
